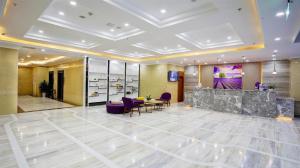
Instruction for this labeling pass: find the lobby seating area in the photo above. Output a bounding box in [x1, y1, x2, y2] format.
[106, 92, 172, 117]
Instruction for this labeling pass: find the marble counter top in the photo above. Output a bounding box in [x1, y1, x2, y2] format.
[185, 88, 294, 118]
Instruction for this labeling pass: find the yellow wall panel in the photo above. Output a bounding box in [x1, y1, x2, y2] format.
[0, 48, 18, 115]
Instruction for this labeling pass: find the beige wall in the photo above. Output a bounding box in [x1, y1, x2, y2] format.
[290, 59, 300, 101]
[32, 67, 48, 97]
[18, 67, 33, 95]
[200, 65, 214, 88]
[48, 60, 84, 106]
[140, 64, 184, 103]
[0, 48, 18, 115]
[242, 63, 261, 90]
[200, 62, 261, 90]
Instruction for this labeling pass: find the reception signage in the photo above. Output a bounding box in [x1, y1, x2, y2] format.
[213, 64, 242, 89]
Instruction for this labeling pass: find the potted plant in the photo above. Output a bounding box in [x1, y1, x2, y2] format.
[268, 85, 275, 91]
[146, 95, 152, 101]
[39, 80, 48, 98]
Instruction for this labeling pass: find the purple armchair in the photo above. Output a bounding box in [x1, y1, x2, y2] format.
[106, 101, 124, 114]
[122, 97, 141, 117]
[157, 92, 171, 107]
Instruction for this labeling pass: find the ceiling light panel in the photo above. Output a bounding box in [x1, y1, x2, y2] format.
[103, 0, 218, 28]
[24, 24, 100, 49]
[176, 23, 244, 49]
[38, 0, 144, 41]
[132, 42, 190, 55]
[104, 49, 154, 57]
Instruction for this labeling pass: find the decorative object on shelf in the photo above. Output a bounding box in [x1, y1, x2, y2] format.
[39, 80, 49, 98]
[146, 95, 152, 101]
[255, 82, 260, 90]
[136, 97, 145, 101]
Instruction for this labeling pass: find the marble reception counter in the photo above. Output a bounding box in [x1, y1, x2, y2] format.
[185, 88, 294, 118]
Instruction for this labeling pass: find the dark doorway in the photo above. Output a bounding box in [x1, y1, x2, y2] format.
[48, 71, 54, 99]
[57, 70, 64, 101]
[178, 71, 184, 102]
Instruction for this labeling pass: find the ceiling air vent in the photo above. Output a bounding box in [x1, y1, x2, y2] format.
[294, 30, 300, 43]
[0, 0, 8, 16]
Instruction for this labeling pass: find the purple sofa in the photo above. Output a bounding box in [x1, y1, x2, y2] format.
[122, 97, 141, 117]
[157, 92, 171, 106]
[106, 101, 124, 114]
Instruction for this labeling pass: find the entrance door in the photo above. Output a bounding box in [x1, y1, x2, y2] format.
[178, 71, 184, 102]
[57, 70, 64, 101]
[48, 71, 54, 99]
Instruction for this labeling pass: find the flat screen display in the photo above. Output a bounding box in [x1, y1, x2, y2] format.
[168, 71, 178, 82]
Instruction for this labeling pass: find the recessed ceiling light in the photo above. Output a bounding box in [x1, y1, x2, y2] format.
[276, 11, 285, 17]
[70, 1, 77, 6]
[81, 40, 86, 43]
[206, 40, 211, 43]
[41, 49, 45, 52]
[38, 30, 44, 34]
[58, 11, 65, 16]
[274, 37, 281, 41]
[26, 55, 31, 58]
[110, 29, 115, 32]
[124, 23, 130, 27]
[273, 50, 278, 53]
[160, 9, 167, 14]
[227, 36, 232, 40]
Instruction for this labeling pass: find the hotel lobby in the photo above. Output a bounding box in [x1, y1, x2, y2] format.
[1, 0, 300, 167]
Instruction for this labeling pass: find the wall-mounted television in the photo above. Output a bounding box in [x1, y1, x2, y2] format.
[168, 71, 178, 82]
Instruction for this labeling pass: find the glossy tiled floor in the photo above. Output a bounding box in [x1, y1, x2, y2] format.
[1, 104, 300, 168]
[18, 96, 74, 112]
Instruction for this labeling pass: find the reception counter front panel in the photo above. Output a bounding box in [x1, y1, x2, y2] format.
[185, 88, 294, 118]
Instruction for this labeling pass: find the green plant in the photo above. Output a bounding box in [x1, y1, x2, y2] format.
[219, 73, 226, 78]
[39, 80, 49, 93]
[268, 85, 275, 90]
[146, 95, 151, 101]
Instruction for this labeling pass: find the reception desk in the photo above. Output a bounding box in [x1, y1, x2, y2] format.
[185, 88, 294, 118]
